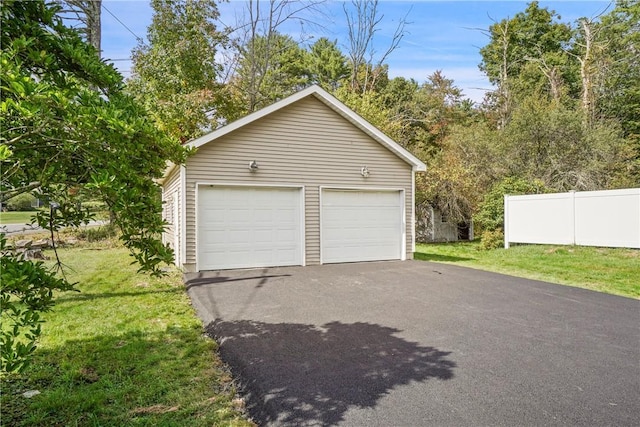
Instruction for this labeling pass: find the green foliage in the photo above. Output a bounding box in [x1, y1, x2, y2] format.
[479, 1, 574, 103]
[379, 73, 474, 153]
[502, 96, 632, 190]
[129, 0, 228, 141]
[595, 1, 640, 142]
[1, 0, 187, 373]
[74, 224, 118, 242]
[232, 32, 311, 115]
[474, 177, 548, 232]
[335, 87, 404, 142]
[307, 37, 350, 91]
[1, 0, 187, 273]
[5, 194, 37, 212]
[419, 131, 480, 226]
[0, 235, 76, 372]
[479, 229, 505, 251]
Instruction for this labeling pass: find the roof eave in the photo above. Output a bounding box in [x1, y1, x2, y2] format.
[159, 161, 178, 185]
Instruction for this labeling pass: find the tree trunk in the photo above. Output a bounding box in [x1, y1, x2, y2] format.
[86, 0, 101, 54]
[64, 0, 102, 55]
[498, 20, 511, 129]
[579, 19, 594, 125]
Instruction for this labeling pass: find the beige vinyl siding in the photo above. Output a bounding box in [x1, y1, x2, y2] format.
[161, 165, 181, 264]
[184, 95, 414, 266]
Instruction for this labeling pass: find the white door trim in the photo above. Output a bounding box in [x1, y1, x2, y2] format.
[172, 192, 180, 266]
[179, 165, 187, 265]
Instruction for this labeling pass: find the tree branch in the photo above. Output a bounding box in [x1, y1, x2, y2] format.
[0, 182, 42, 202]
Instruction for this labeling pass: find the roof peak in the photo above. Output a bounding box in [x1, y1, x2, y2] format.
[185, 85, 426, 171]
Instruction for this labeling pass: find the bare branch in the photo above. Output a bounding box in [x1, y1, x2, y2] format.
[59, 0, 102, 53]
[343, 0, 409, 93]
[0, 182, 42, 202]
[230, 0, 326, 112]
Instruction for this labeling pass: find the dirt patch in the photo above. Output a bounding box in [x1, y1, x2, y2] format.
[78, 367, 99, 383]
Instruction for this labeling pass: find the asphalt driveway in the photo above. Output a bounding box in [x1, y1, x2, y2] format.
[185, 260, 639, 426]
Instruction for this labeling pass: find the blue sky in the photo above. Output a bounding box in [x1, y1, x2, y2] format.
[100, 0, 611, 103]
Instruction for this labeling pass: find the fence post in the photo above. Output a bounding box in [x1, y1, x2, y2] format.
[504, 194, 510, 249]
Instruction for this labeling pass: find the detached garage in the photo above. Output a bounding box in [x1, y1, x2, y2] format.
[161, 85, 426, 272]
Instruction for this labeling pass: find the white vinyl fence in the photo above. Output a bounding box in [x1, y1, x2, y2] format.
[504, 188, 640, 249]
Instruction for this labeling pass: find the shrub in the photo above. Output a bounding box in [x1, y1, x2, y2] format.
[479, 229, 504, 250]
[474, 177, 548, 232]
[75, 224, 118, 242]
[5, 193, 37, 211]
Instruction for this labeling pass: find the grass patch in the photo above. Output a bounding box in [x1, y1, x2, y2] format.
[0, 210, 39, 225]
[1, 245, 253, 426]
[415, 241, 640, 299]
[0, 209, 108, 225]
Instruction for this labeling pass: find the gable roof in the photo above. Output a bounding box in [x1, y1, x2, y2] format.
[162, 85, 426, 182]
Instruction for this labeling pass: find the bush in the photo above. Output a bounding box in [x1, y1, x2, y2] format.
[479, 229, 504, 250]
[474, 177, 548, 232]
[75, 224, 118, 242]
[5, 193, 37, 211]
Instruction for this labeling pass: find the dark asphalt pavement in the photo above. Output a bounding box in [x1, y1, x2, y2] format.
[185, 260, 640, 426]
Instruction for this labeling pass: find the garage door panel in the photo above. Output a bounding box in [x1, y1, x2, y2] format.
[322, 189, 403, 264]
[232, 210, 253, 222]
[198, 186, 302, 270]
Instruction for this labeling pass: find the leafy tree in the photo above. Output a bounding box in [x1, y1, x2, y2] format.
[378, 72, 475, 154]
[378, 77, 425, 148]
[225, 0, 324, 116]
[479, 2, 573, 124]
[232, 32, 310, 115]
[501, 96, 631, 190]
[594, 1, 640, 141]
[1, 0, 187, 372]
[129, 0, 228, 141]
[307, 37, 349, 91]
[418, 149, 476, 226]
[335, 86, 403, 142]
[416, 72, 473, 149]
[414, 118, 501, 232]
[479, 2, 573, 85]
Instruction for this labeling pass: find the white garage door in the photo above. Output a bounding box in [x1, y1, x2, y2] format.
[321, 189, 403, 263]
[197, 186, 303, 270]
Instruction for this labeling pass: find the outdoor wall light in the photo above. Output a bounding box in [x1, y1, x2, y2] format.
[249, 160, 259, 171]
[360, 166, 370, 177]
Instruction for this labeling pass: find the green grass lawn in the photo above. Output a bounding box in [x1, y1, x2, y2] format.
[0, 210, 110, 225]
[0, 210, 39, 225]
[1, 245, 254, 427]
[415, 241, 640, 299]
